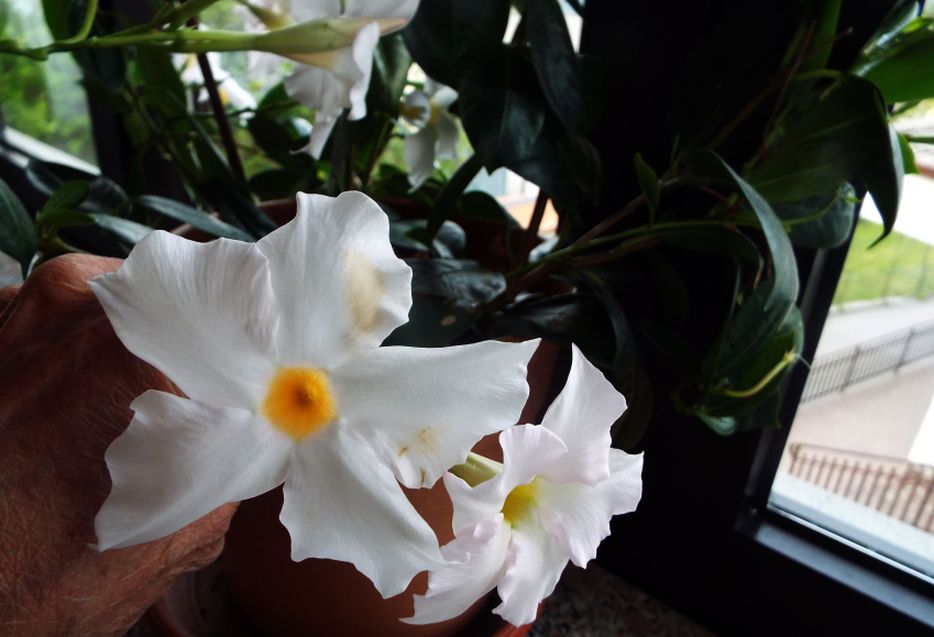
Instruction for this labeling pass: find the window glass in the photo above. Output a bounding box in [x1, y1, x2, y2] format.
[0, 0, 96, 164]
[770, 140, 934, 579]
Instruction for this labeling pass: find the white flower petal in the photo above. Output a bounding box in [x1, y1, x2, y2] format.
[404, 516, 511, 625]
[537, 448, 644, 567]
[443, 471, 507, 535]
[256, 191, 412, 367]
[433, 86, 458, 109]
[305, 112, 338, 158]
[494, 524, 566, 626]
[498, 424, 569, 494]
[284, 22, 378, 121]
[539, 345, 626, 485]
[435, 112, 460, 160]
[404, 126, 437, 189]
[280, 423, 441, 598]
[95, 390, 292, 550]
[286, 0, 340, 21]
[219, 76, 258, 111]
[446, 423, 567, 535]
[403, 90, 431, 128]
[332, 340, 539, 489]
[89, 231, 277, 410]
[343, 0, 419, 20]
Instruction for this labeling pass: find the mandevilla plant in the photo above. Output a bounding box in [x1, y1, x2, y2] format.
[1, 3, 930, 432]
[0, 0, 933, 625]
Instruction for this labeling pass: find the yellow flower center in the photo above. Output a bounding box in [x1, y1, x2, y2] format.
[502, 480, 539, 526]
[262, 367, 337, 440]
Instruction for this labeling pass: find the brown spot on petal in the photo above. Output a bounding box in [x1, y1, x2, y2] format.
[345, 251, 384, 336]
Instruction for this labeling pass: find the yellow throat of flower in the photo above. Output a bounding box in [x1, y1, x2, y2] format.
[502, 480, 539, 526]
[262, 367, 337, 440]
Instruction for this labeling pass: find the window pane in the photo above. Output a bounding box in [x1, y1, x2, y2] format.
[770, 158, 934, 579]
[0, 0, 96, 164]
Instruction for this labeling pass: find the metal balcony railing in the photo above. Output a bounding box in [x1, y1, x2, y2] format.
[786, 442, 934, 533]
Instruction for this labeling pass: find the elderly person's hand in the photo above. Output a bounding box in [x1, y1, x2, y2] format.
[0, 255, 236, 637]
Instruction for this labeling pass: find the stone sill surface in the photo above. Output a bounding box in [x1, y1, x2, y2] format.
[126, 563, 713, 636]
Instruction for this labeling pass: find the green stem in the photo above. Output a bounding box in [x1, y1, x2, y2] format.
[425, 153, 483, 241]
[449, 452, 503, 487]
[59, 0, 100, 45]
[715, 350, 798, 398]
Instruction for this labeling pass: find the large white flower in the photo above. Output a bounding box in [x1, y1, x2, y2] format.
[405, 346, 644, 626]
[402, 79, 459, 189]
[90, 191, 537, 598]
[244, 0, 420, 158]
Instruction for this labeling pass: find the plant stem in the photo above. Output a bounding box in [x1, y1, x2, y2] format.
[59, 0, 100, 45]
[516, 190, 549, 267]
[425, 153, 483, 240]
[196, 51, 248, 188]
[714, 350, 798, 398]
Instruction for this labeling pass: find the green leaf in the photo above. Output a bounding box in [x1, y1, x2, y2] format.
[633, 153, 660, 213]
[525, 0, 585, 130]
[660, 225, 762, 267]
[132, 196, 252, 242]
[425, 154, 483, 241]
[403, 0, 510, 88]
[248, 84, 313, 160]
[0, 177, 37, 277]
[384, 259, 506, 347]
[857, 18, 934, 103]
[368, 33, 412, 115]
[38, 181, 90, 221]
[749, 77, 887, 202]
[39, 209, 94, 235]
[698, 307, 803, 434]
[582, 273, 653, 451]
[89, 213, 152, 245]
[861, 123, 904, 245]
[136, 47, 187, 118]
[458, 46, 547, 170]
[457, 191, 520, 228]
[698, 152, 799, 314]
[898, 132, 919, 174]
[41, 0, 71, 40]
[694, 153, 799, 392]
[773, 183, 857, 249]
[487, 293, 606, 343]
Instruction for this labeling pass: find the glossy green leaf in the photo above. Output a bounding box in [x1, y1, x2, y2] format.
[526, 0, 585, 130]
[458, 191, 520, 228]
[41, 0, 71, 40]
[368, 33, 412, 115]
[403, 0, 510, 88]
[0, 177, 37, 277]
[861, 123, 904, 245]
[699, 152, 799, 313]
[132, 196, 252, 241]
[858, 18, 934, 103]
[38, 181, 90, 220]
[633, 153, 660, 213]
[773, 183, 857, 249]
[458, 47, 547, 170]
[898, 132, 919, 174]
[89, 213, 152, 245]
[750, 77, 886, 202]
[385, 258, 505, 347]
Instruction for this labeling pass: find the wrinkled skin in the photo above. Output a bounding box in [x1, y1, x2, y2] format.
[0, 255, 236, 637]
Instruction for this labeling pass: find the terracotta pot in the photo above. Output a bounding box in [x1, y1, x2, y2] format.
[218, 342, 564, 637]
